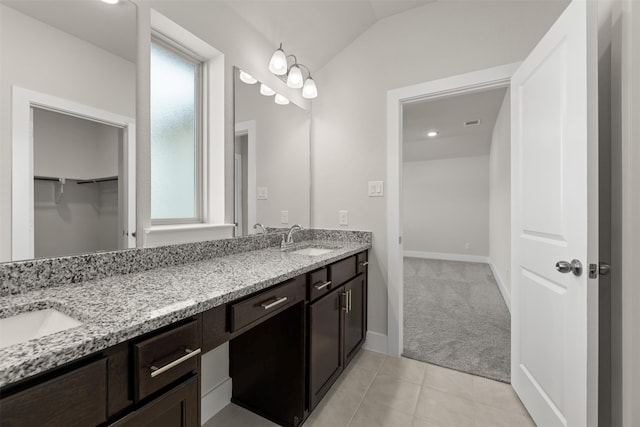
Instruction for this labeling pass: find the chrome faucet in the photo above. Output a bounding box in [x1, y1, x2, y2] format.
[253, 223, 267, 235]
[281, 224, 303, 249]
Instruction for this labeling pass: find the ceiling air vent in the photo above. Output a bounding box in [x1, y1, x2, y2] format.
[464, 120, 481, 127]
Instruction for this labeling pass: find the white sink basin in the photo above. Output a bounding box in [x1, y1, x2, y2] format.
[289, 247, 334, 256]
[0, 309, 83, 349]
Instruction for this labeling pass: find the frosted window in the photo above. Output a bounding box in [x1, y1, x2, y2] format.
[151, 40, 200, 220]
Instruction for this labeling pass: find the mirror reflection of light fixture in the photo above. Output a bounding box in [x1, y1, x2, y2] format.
[427, 131, 439, 138]
[274, 93, 290, 105]
[260, 84, 276, 96]
[239, 70, 258, 84]
[269, 43, 288, 75]
[269, 43, 318, 99]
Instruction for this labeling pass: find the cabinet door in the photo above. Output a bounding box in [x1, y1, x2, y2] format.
[308, 285, 344, 410]
[0, 358, 107, 427]
[109, 375, 198, 427]
[344, 274, 366, 365]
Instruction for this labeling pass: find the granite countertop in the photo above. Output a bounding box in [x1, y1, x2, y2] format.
[0, 240, 370, 387]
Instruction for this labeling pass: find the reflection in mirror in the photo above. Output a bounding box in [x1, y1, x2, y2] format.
[0, 0, 137, 262]
[234, 67, 311, 236]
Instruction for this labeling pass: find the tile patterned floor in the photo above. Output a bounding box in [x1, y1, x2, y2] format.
[204, 349, 537, 427]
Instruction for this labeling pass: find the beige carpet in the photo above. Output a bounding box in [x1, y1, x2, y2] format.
[403, 257, 511, 383]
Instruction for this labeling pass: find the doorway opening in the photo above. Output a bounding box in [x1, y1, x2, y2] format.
[402, 86, 511, 382]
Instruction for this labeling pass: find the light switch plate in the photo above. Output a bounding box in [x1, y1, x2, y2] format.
[339, 210, 348, 226]
[257, 187, 268, 200]
[368, 181, 384, 197]
[281, 210, 289, 224]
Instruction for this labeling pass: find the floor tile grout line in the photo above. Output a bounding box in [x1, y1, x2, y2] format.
[346, 353, 387, 426]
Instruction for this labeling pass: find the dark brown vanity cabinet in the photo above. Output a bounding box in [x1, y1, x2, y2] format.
[0, 319, 202, 427]
[308, 252, 368, 411]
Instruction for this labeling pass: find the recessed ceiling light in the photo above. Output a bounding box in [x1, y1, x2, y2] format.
[101, 0, 119, 4]
[427, 131, 438, 138]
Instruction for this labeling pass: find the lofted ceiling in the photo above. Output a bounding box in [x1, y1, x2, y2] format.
[1, 0, 137, 62]
[403, 87, 508, 162]
[1, 0, 435, 71]
[222, 0, 436, 73]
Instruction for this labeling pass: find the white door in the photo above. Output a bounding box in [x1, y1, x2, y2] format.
[511, 1, 598, 426]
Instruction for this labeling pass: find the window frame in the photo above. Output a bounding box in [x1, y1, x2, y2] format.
[150, 33, 205, 225]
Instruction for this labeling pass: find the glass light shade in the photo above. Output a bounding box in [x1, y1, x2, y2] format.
[286, 65, 304, 88]
[101, 0, 119, 3]
[269, 48, 287, 75]
[302, 77, 318, 99]
[260, 84, 276, 96]
[274, 94, 290, 105]
[239, 70, 257, 84]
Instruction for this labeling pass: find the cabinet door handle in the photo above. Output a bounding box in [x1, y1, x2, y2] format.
[261, 296, 288, 310]
[342, 292, 348, 311]
[359, 261, 369, 266]
[150, 348, 201, 378]
[314, 280, 332, 290]
[348, 289, 352, 312]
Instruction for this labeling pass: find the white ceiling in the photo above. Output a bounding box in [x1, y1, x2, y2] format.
[223, 0, 436, 73]
[403, 87, 508, 162]
[2, 0, 434, 71]
[2, 0, 137, 63]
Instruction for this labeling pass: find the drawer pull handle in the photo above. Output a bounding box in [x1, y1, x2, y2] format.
[150, 347, 201, 378]
[261, 296, 288, 310]
[360, 261, 369, 266]
[314, 280, 332, 290]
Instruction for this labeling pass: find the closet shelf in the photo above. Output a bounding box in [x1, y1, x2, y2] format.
[34, 176, 118, 184]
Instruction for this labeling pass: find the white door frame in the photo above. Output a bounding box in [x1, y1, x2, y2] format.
[385, 63, 519, 357]
[235, 120, 256, 234]
[11, 86, 137, 260]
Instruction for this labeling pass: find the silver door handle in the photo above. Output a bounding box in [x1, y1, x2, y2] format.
[556, 259, 583, 276]
[150, 348, 201, 378]
[342, 292, 348, 312]
[314, 281, 332, 290]
[348, 289, 352, 312]
[261, 296, 288, 310]
[599, 262, 611, 276]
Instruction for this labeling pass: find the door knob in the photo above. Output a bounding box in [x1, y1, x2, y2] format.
[555, 259, 583, 276]
[589, 262, 611, 278]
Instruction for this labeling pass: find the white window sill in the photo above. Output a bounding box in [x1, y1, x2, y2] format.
[144, 223, 235, 248]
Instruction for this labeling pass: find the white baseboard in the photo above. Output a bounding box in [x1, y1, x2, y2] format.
[363, 331, 388, 354]
[201, 377, 232, 425]
[404, 250, 490, 264]
[488, 259, 511, 312]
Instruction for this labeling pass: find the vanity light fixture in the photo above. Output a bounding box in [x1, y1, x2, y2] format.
[427, 131, 439, 138]
[274, 93, 290, 105]
[239, 70, 258, 85]
[260, 84, 276, 96]
[100, 0, 119, 4]
[269, 43, 318, 99]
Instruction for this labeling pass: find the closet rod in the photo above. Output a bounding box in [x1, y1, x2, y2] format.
[77, 176, 118, 184]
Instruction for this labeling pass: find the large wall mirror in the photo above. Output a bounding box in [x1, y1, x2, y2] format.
[0, 0, 137, 262]
[233, 67, 311, 236]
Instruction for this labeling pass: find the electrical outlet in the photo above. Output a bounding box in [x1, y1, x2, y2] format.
[464, 242, 471, 250]
[281, 210, 289, 224]
[339, 210, 348, 226]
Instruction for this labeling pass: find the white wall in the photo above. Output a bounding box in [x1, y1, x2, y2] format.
[312, 0, 567, 335]
[235, 78, 310, 229]
[403, 155, 489, 257]
[0, 4, 135, 261]
[489, 91, 511, 296]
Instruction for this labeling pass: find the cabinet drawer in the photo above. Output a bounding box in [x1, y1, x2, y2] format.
[1, 358, 107, 427]
[134, 320, 200, 402]
[308, 267, 336, 302]
[328, 255, 356, 287]
[356, 251, 369, 275]
[230, 275, 305, 332]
